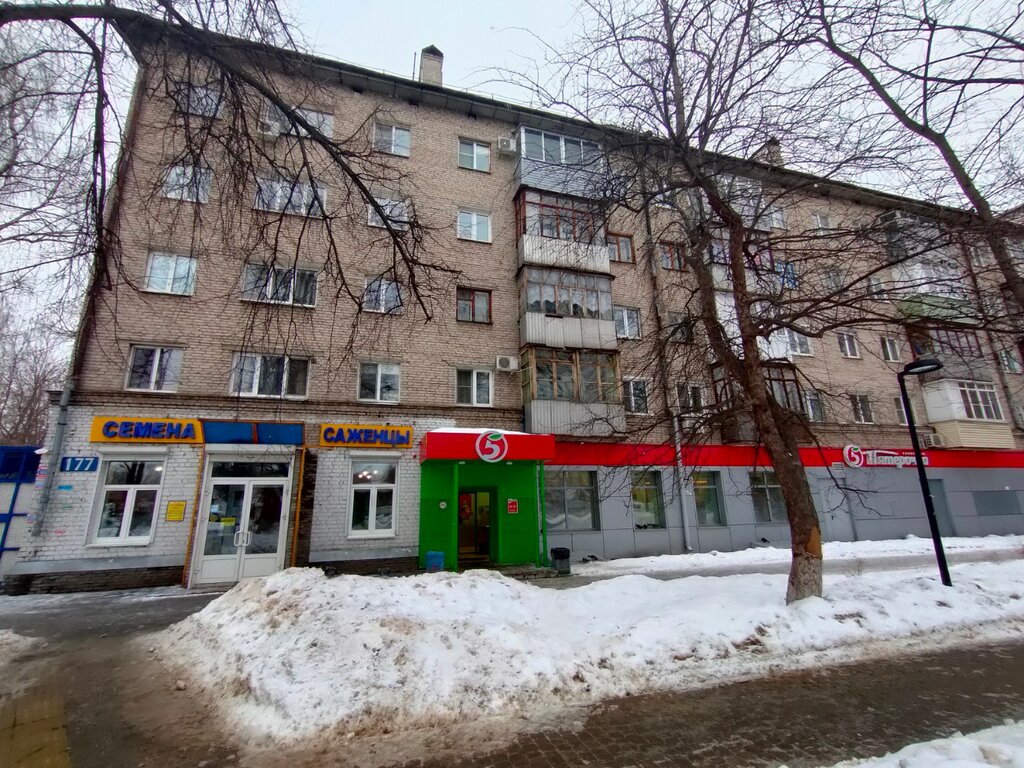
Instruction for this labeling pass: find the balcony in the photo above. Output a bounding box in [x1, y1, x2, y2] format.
[518, 233, 611, 274]
[921, 379, 1015, 448]
[525, 400, 626, 436]
[520, 312, 617, 350]
[515, 156, 617, 200]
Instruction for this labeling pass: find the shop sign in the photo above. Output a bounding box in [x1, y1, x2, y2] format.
[507, 499, 519, 515]
[90, 417, 203, 444]
[166, 500, 187, 522]
[319, 423, 413, 449]
[843, 444, 926, 468]
[59, 456, 99, 472]
[475, 431, 510, 462]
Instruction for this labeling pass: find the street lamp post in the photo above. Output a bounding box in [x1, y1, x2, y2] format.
[897, 358, 952, 587]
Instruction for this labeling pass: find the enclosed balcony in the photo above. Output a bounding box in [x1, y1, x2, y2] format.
[514, 127, 616, 199]
[515, 190, 611, 274]
[519, 267, 617, 350]
[922, 378, 1015, 448]
[521, 348, 626, 436]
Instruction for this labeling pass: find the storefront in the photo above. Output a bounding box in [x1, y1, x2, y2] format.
[418, 429, 556, 571]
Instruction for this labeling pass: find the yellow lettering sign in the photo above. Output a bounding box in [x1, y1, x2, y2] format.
[90, 417, 203, 444]
[319, 423, 413, 449]
[165, 501, 187, 522]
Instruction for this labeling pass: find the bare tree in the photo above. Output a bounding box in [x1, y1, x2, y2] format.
[0, 297, 65, 444]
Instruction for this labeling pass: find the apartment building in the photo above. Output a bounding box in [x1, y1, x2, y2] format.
[3, 16, 1024, 592]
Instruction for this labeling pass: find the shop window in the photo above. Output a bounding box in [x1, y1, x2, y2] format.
[349, 460, 397, 537]
[544, 469, 599, 531]
[972, 490, 1022, 516]
[92, 459, 164, 542]
[126, 346, 182, 392]
[456, 369, 492, 406]
[358, 362, 400, 403]
[693, 471, 725, 526]
[457, 287, 491, 323]
[631, 470, 665, 529]
[523, 267, 613, 320]
[751, 470, 787, 523]
[242, 264, 317, 306]
[231, 353, 308, 398]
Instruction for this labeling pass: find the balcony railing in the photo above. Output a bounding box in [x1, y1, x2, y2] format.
[518, 233, 611, 274]
[515, 156, 618, 200]
[525, 400, 626, 436]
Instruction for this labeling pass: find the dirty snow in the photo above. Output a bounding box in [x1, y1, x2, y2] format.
[160, 558, 1024, 743]
[814, 720, 1024, 767]
[0, 629, 37, 667]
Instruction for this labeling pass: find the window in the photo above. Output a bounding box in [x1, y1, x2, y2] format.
[929, 328, 983, 358]
[881, 336, 901, 362]
[837, 332, 860, 359]
[231, 354, 309, 398]
[750, 471, 787, 523]
[766, 206, 786, 230]
[678, 383, 704, 413]
[972, 490, 1022, 517]
[659, 242, 686, 271]
[457, 209, 492, 243]
[456, 369, 492, 406]
[526, 348, 618, 403]
[607, 232, 634, 263]
[614, 306, 641, 339]
[93, 459, 163, 542]
[623, 378, 649, 414]
[958, 381, 1003, 421]
[895, 396, 914, 426]
[666, 311, 695, 343]
[764, 363, 803, 411]
[362, 277, 403, 314]
[693, 471, 725, 526]
[631, 471, 665, 529]
[359, 362, 400, 402]
[242, 264, 317, 306]
[544, 470, 599, 531]
[516, 190, 603, 244]
[707, 239, 730, 266]
[263, 103, 334, 137]
[458, 139, 490, 172]
[804, 390, 825, 422]
[523, 267, 613, 320]
[969, 245, 990, 268]
[173, 82, 223, 118]
[254, 177, 326, 217]
[812, 212, 832, 231]
[368, 196, 410, 230]
[850, 394, 874, 424]
[350, 461, 396, 537]
[457, 287, 491, 323]
[522, 128, 600, 166]
[145, 252, 196, 295]
[868, 276, 887, 298]
[998, 348, 1022, 374]
[126, 346, 182, 392]
[784, 328, 812, 356]
[652, 182, 675, 208]
[162, 164, 211, 203]
[374, 123, 410, 156]
[777, 260, 799, 288]
[824, 268, 845, 292]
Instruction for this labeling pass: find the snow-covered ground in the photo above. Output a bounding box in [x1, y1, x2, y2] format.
[158, 557, 1024, 744]
[573, 534, 1024, 577]
[0, 629, 37, 669]
[816, 720, 1024, 767]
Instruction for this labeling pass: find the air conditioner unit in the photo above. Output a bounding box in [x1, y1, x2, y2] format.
[496, 137, 517, 156]
[921, 432, 946, 448]
[495, 355, 518, 372]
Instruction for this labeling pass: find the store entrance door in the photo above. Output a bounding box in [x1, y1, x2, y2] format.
[457, 487, 495, 565]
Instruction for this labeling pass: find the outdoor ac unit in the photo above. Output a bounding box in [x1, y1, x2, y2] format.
[495, 355, 518, 372]
[921, 432, 946, 448]
[496, 137, 517, 155]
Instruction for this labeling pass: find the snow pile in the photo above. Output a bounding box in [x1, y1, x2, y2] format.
[0, 629, 37, 668]
[819, 720, 1024, 767]
[161, 560, 1024, 743]
[574, 534, 1024, 577]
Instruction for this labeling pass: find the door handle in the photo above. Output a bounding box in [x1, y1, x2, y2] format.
[232, 529, 242, 548]
[245, 531, 254, 547]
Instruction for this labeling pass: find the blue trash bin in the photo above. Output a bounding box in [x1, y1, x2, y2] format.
[426, 551, 445, 573]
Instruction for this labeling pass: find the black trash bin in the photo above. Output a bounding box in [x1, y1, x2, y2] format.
[550, 547, 571, 575]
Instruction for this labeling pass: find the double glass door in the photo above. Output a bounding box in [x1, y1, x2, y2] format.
[195, 460, 291, 584]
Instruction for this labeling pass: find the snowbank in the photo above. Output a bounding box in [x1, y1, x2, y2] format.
[818, 720, 1024, 767]
[573, 534, 1024, 577]
[0, 629, 37, 668]
[160, 559, 1024, 743]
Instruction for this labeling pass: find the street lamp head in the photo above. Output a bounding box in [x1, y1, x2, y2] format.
[901, 358, 943, 377]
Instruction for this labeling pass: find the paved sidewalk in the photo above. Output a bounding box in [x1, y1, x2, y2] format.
[0, 682, 69, 768]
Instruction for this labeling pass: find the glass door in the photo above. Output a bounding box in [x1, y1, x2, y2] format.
[197, 483, 247, 583]
[239, 482, 287, 579]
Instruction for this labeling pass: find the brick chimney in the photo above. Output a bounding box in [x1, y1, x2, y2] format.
[419, 45, 443, 86]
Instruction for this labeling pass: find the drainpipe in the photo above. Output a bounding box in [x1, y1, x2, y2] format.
[537, 462, 548, 566]
[32, 384, 71, 536]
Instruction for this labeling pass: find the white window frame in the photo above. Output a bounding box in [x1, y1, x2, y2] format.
[850, 394, 874, 424]
[242, 263, 318, 307]
[254, 176, 326, 217]
[837, 332, 860, 359]
[804, 390, 825, 422]
[868, 276, 887, 298]
[262, 103, 334, 138]
[455, 368, 493, 407]
[457, 139, 490, 172]
[368, 196, 410, 230]
[358, 362, 401, 403]
[520, 127, 600, 166]
[374, 122, 411, 157]
[881, 336, 901, 362]
[124, 345, 183, 393]
[958, 381, 1003, 421]
[812, 212, 832, 231]
[348, 455, 398, 539]
[144, 252, 197, 296]
[678, 382, 704, 413]
[162, 164, 211, 203]
[785, 328, 812, 356]
[90, 456, 165, 545]
[895, 395, 915, 426]
[998, 348, 1022, 374]
[457, 209, 492, 243]
[614, 306, 642, 339]
[361, 277, 403, 314]
[230, 353, 309, 399]
[623, 377, 650, 414]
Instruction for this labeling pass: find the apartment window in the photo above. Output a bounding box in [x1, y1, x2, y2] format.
[162, 164, 211, 203]
[359, 362, 400, 402]
[837, 332, 860, 359]
[523, 267, 612, 320]
[607, 232, 634, 263]
[678, 383, 704, 413]
[652, 183, 675, 208]
[751, 471, 787, 523]
[231, 354, 309, 398]
[457, 209, 492, 243]
[777, 260, 799, 288]
[766, 206, 786, 230]
[785, 328, 812, 356]
[374, 123, 410, 156]
[525, 349, 618, 403]
[958, 381, 1003, 421]
[522, 128, 600, 166]
[458, 139, 490, 172]
[631, 471, 665, 529]
[350, 461, 396, 537]
[804, 390, 825, 422]
[881, 336, 901, 363]
[368, 197, 410, 230]
[659, 242, 686, 271]
[765, 363, 803, 411]
[998, 348, 1023, 374]
[172, 82, 223, 118]
[544, 470, 599, 531]
[362, 277, 403, 314]
[254, 177, 326, 217]
[824, 268, 845, 292]
[93, 459, 163, 542]
[126, 346, 182, 392]
[456, 369, 492, 406]
[145, 252, 196, 295]
[263, 103, 334, 137]
[614, 306, 641, 339]
[516, 190, 603, 244]
[812, 212, 832, 231]
[242, 264, 317, 306]
[623, 378, 650, 414]
[693, 471, 725, 526]
[868, 276, 887, 298]
[850, 394, 874, 424]
[456, 287, 491, 323]
[895, 396, 914, 426]
[972, 490, 1022, 517]
[930, 328, 983, 358]
[666, 311, 695, 343]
